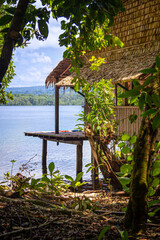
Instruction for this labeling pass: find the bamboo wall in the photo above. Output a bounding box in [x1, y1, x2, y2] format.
[86, 0, 160, 61]
[115, 106, 142, 136]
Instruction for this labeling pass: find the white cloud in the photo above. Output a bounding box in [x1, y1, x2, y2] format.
[28, 19, 63, 50]
[30, 52, 52, 63]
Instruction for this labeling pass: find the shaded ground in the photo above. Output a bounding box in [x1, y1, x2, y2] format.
[0, 185, 160, 240]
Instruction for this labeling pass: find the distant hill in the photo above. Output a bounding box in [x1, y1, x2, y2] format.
[6, 86, 74, 95]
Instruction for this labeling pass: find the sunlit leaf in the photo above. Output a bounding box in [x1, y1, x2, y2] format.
[65, 175, 74, 182]
[48, 162, 55, 174]
[121, 146, 130, 154]
[75, 172, 83, 183]
[121, 134, 130, 141]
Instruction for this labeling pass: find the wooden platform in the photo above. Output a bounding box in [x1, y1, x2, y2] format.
[24, 131, 88, 144]
[24, 131, 89, 179]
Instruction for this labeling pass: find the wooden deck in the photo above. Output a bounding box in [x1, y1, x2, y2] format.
[25, 131, 88, 178]
[24, 131, 88, 144]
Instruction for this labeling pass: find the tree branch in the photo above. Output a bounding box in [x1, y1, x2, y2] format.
[0, 0, 30, 88]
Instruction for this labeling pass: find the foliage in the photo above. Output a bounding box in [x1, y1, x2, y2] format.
[0, 1, 50, 46]
[0, 4, 15, 104]
[51, 0, 124, 64]
[76, 58, 115, 136]
[119, 54, 160, 131]
[98, 225, 129, 240]
[65, 172, 85, 191]
[40, 162, 65, 196]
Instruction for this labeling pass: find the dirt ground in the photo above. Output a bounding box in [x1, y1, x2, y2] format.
[0, 184, 160, 240]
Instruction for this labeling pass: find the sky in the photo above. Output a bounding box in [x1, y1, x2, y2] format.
[10, 3, 65, 88]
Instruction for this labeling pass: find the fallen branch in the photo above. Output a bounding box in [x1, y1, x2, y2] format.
[0, 217, 58, 238]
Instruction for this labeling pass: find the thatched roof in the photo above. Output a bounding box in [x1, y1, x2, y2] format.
[56, 51, 158, 87]
[45, 58, 71, 88]
[46, 0, 160, 88]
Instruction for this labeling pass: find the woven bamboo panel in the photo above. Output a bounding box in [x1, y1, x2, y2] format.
[115, 106, 142, 136]
[86, 0, 160, 62]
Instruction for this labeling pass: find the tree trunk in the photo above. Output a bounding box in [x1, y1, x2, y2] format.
[125, 115, 158, 233]
[0, 0, 30, 87]
[86, 127, 122, 190]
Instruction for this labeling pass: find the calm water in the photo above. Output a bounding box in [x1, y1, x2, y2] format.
[0, 106, 91, 180]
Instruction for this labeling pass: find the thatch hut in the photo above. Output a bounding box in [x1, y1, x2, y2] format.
[46, 0, 160, 136]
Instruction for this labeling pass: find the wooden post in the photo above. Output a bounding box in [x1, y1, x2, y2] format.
[91, 151, 100, 190]
[76, 142, 83, 182]
[114, 83, 117, 106]
[42, 139, 47, 175]
[55, 78, 59, 134]
[130, 81, 134, 106]
[124, 82, 129, 106]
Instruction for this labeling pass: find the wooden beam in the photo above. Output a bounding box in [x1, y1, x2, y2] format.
[42, 139, 47, 175]
[55, 78, 59, 134]
[76, 142, 83, 182]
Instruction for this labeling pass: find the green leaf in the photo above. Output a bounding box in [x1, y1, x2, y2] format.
[11, 160, 16, 163]
[148, 199, 160, 208]
[130, 95, 138, 104]
[119, 89, 140, 98]
[152, 113, 160, 131]
[75, 172, 83, 183]
[5, 7, 15, 15]
[114, 36, 124, 48]
[148, 187, 155, 197]
[139, 68, 157, 74]
[65, 175, 73, 182]
[153, 160, 160, 169]
[121, 146, 130, 154]
[121, 134, 130, 141]
[152, 178, 159, 188]
[38, 19, 48, 39]
[98, 226, 111, 240]
[142, 76, 155, 87]
[85, 163, 92, 167]
[0, 15, 13, 26]
[156, 55, 160, 70]
[141, 109, 158, 117]
[129, 113, 137, 124]
[138, 93, 145, 111]
[151, 94, 160, 107]
[155, 142, 160, 152]
[130, 136, 137, 144]
[86, 166, 94, 173]
[133, 79, 140, 86]
[118, 142, 125, 148]
[152, 167, 160, 177]
[127, 155, 133, 161]
[150, 109, 159, 119]
[48, 162, 55, 174]
[118, 177, 130, 186]
[145, 94, 152, 107]
[120, 164, 132, 175]
[74, 81, 80, 92]
[41, 176, 50, 183]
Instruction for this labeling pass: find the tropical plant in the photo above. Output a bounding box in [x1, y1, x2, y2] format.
[119, 55, 160, 232]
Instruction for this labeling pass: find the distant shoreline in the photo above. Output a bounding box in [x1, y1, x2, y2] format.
[2, 93, 84, 106]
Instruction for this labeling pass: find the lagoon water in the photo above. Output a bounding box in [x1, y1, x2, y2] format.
[0, 106, 91, 181]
